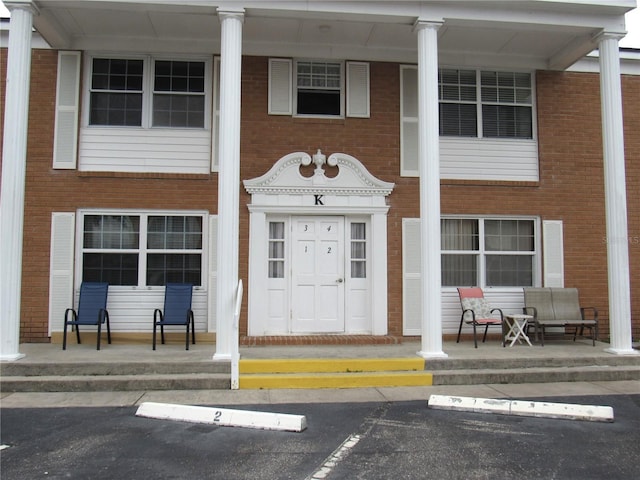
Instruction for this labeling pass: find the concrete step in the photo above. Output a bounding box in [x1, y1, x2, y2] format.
[0, 361, 229, 377]
[1, 373, 231, 392]
[425, 355, 640, 371]
[432, 365, 640, 385]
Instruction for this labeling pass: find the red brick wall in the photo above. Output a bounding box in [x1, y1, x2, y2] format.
[1, 51, 638, 342]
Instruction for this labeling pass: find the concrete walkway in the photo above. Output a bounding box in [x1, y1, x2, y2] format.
[1, 340, 638, 408]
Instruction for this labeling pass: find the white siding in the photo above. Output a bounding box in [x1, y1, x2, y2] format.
[440, 137, 539, 181]
[78, 128, 211, 174]
[84, 288, 209, 332]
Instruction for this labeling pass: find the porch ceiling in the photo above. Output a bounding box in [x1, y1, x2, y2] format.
[28, 0, 634, 70]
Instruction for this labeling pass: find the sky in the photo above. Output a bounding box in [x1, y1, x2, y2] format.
[0, 2, 639, 47]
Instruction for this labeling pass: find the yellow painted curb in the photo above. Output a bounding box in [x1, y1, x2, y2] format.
[239, 358, 425, 374]
[239, 371, 434, 390]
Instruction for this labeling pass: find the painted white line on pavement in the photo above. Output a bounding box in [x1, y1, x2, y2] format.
[427, 395, 614, 422]
[306, 433, 363, 480]
[135, 402, 307, 432]
[0, 445, 10, 450]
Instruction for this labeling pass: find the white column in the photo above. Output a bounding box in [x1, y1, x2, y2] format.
[213, 8, 244, 361]
[597, 33, 637, 355]
[0, 2, 37, 361]
[415, 20, 447, 359]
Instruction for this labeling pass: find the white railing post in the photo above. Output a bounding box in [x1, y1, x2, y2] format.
[231, 279, 243, 389]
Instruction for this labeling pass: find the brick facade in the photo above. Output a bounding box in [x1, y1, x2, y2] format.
[1, 50, 638, 342]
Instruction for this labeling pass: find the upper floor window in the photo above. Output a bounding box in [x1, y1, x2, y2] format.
[296, 61, 342, 116]
[268, 58, 369, 118]
[438, 69, 533, 139]
[88, 56, 209, 129]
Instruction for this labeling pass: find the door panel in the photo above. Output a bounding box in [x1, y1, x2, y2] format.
[292, 216, 345, 333]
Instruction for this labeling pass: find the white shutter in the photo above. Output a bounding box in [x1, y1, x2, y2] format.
[400, 65, 419, 176]
[268, 58, 292, 115]
[53, 51, 81, 169]
[48, 212, 76, 334]
[543, 220, 564, 287]
[207, 215, 218, 332]
[346, 61, 370, 118]
[403, 218, 422, 335]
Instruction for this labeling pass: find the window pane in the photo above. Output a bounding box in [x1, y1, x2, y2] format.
[83, 215, 140, 249]
[269, 222, 285, 240]
[90, 92, 143, 126]
[269, 261, 284, 279]
[441, 254, 477, 286]
[83, 253, 138, 285]
[153, 94, 205, 128]
[146, 253, 202, 286]
[482, 105, 532, 139]
[147, 216, 203, 250]
[485, 220, 534, 252]
[351, 261, 366, 279]
[440, 103, 477, 137]
[441, 219, 479, 250]
[297, 90, 340, 116]
[486, 255, 533, 286]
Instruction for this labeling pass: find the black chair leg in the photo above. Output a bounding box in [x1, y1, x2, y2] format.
[185, 323, 190, 351]
[191, 318, 196, 345]
[153, 322, 157, 350]
[472, 322, 478, 348]
[63, 322, 68, 350]
[75, 325, 81, 345]
[97, 323, 102, 351]
[456, 315, 464, 343]
[160, 325, 165, 345]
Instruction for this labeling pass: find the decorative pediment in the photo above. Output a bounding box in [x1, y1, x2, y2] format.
[243, 150, 394, 196]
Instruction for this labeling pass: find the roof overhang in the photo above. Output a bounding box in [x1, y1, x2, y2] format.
[5, 0, 637, 70]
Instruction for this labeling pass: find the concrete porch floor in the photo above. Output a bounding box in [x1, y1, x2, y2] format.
[1, 339, 638, 409]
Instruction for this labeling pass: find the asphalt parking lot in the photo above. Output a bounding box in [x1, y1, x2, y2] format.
[2, 394, 639, 480]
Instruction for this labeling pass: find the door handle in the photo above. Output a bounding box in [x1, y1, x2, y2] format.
[336, 278, 344, 283]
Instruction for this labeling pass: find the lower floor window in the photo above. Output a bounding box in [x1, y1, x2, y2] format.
[441, 217, 536, 287]
[81, 212, 204, 286]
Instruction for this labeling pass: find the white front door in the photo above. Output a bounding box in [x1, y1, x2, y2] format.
[291, 216, 345, 333]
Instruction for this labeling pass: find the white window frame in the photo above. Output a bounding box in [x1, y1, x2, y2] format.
[75, 209, 209, 290]
[82, 53, 213, 131]
[440, 215, 541, 290]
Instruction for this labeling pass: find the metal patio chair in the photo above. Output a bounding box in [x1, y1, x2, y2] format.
[63, 282, 111, 350]
[457, 287, 505, 348]
[153, 283, 195, 350]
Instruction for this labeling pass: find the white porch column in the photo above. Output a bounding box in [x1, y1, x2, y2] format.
[213, 8, 244, 361]
[0, 2, 37, 361]
[597, 33, 636, 355]
[415, 20, 447, 359]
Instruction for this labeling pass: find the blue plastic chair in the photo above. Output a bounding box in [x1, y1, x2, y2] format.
[63, 282, 110, 350]
[153, 284, 195, 350]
